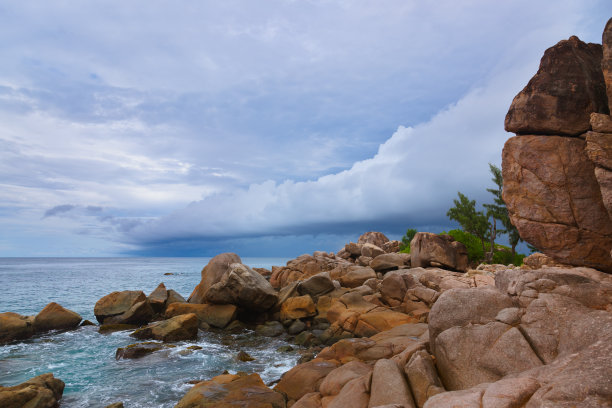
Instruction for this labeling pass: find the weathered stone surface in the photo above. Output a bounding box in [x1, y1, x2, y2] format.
[165, 302, 237, 328]
[298, 272, 335, 297]
[423, 384, 488, 408]
[94, 290, 147, 324]
[0, 373, 65, 408]
[327, 373, 371, 408]
[368, 359, 415, 408]
[435, 322, 542, 391]
[166, 289, 186, 305]
[148, 283, 168, 313]
[105, 300, 154, 325]
[274, 359, 340, 402]
[319, 361, 372, 397]
[0, 312, 34, 344]
[205, 263, 278, 311]
[175, 373, 285, 408]
[361, 243, 385, 259]
[370, 254, 405, 272]
[292, 392, 322, 408]
[591, 112, 612, 133]
[188, 253, 242, 303]
[280, 295, 316, 320]
[410, 233, 468, 272]
[505, 36, 608, 136]
[130, 313, 198, 342]
[256, 321, 285, 337]
[586, 130, 612, 220]
[271, 253, 352, 289]
[428, 287, 515, 353]
[502, 135, 612, 272]
[603, 18, 612, 109]
[33, 302, 82, 333]
[405, 350, 445, 408]
[339, 266, 377, 288]
[358, 231, 390, 248]
[115, 342, 173, 360]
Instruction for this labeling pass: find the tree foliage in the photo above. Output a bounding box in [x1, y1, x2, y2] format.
[399, 228, 418, 253]
[446, 192, 489, 252]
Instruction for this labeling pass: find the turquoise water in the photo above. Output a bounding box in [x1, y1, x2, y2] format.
[0, 257, 296, 408]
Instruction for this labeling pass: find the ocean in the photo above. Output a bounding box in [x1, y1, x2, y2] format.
[0, 257, 298, 407]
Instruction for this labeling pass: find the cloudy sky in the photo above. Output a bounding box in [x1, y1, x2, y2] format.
[1, 1, 610, 257]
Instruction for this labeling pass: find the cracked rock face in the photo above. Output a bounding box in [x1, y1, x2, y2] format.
[502, 135, 612, 272]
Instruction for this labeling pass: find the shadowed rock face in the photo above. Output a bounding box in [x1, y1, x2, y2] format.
[603, 18, 612, 109]
[505, 35, 608, 136]
[502, 135, 612, 272]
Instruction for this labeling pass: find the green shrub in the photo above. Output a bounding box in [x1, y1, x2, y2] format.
[399, 228, 418, 253]
[442, 229, 484, 263]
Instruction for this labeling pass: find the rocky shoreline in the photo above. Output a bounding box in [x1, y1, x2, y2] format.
[2, 16, 612, 408]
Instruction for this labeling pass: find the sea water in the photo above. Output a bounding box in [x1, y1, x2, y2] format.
[0, 257, 297, 407]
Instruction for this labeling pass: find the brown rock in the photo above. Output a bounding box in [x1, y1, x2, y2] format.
[327, 373, 371, 408]
[188, 253, 242, 303]
[591, 112, 612, 133]
[205, 263, 278, 311]
[0, 312, 34, 344]
[355, 311, 415, 338]
[274, 359, 340, 402]
[280, 295, 316, 320]
[33, 302, 82, 333]
[148, 283, 168, 313]
[319, 360, 372, 397]
[603, 17, 612, 109]
[165, 302, 237, 328]
[505, 36, 608, 136]
[115, 342, 172, 360]
[293, 392, 322, 408]
[361, 243, 385, 259]
[175, 373, 285, 408]
[370, 254, 405, 272]
[298, 272, 335, 297]
[428, 287, 516, 353]
[0, 373, 65, 408]
[93, 290, 147, 324]
[405, 350, 445, 408]
[339, 266, 377, 288]
[502, 135, 612, 272]
[521, 252, 563, 269]
[435, 322, 542, 391]
[410, 233, 468, 272]
[586, 130, 612, 219]
[422, 384, 488, 408]
[368, 359, 415, 408]
[105, 300, 154, 325]
[358, 231, 390, 248]
[130, 313, 198, 342]
[382, 240, 401, 253]
[346, 242, 364, 257]
[166, 289, 186, 305]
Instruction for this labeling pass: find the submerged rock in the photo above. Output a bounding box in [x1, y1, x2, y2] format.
[130, 313, 198, 342]
[0, 373, 65, 408]
[115, 342, 176, 360]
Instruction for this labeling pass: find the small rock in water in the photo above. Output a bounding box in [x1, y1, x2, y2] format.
[276, 345, 294, 352]
[116, 342, 172, 360]
[255, 321, 285, 337]
[104, 403, 124, 408]
[164, 273, 174, 275]
[80, 319, 96, 326]
[287, 319, 306, 335]
[99, 324, 139, 334]
[236, 350, 255, 362]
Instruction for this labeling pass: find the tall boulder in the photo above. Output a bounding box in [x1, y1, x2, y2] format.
[505, 35, 608, 136]
[410, 233, 468, 272]
[602, 18, 612, 108]
[502, 135, 612, 272]
[188, 253, 242, 303]
[205, 263, 278, 311]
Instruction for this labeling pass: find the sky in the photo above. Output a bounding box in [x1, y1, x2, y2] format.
[1, 1, 611, 257]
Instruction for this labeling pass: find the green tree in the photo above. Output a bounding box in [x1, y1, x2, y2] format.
[446, 192, 489, 254]
[399, 228, 418, 252]
[483, 164, 523, 256]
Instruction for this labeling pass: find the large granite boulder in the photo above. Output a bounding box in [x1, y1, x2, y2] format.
[502, 135, 612, 272]
[188, 253, 242, 303]
[270, 252, 352, 289]
[93, 290, 150, 324]
[205, 263, 278, 311]
[0, 312, 34, 344]
[410, 232, 468, 272]
[0, 373, 65, 408]
[175, 373, 285, 408]
[358, 231, 390, 248]
[33, 302, 82, 333]
[130, 313, 198, 342]
[164, 302, 237, 328]
[603, 18, 612, 108]
[274, 359, 340, 403]
[505, 35, 608, 136]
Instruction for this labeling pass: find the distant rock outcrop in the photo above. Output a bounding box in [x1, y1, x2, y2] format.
[503, 20, 612, 272]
